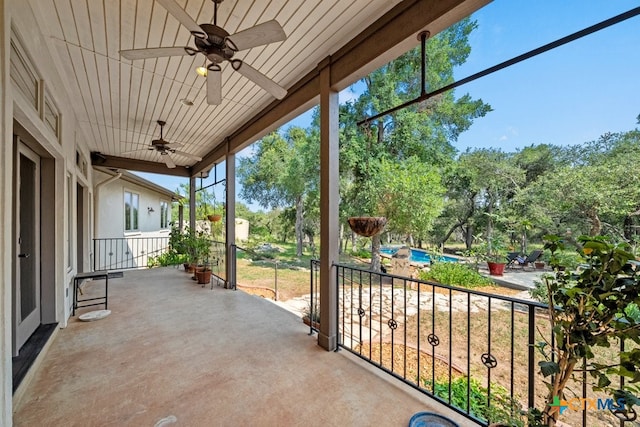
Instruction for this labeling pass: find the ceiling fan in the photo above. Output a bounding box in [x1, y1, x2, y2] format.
[119, 0, 288, 105]
[121, 120, 202, 168]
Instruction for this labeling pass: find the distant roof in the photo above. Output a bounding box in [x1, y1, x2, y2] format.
[94, 167, 181, 201]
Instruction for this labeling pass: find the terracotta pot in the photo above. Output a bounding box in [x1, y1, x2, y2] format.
[207, 214, 222, 222]
[191, 265, 203, 280]
[347, 216, 387, 237]
[196, 269, 212, 285]
[487, 261, 506, 276]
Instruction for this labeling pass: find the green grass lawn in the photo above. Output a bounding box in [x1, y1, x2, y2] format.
[235, 241, 369, 300]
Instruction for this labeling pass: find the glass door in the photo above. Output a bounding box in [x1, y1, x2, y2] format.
[14, 143, 41, 355]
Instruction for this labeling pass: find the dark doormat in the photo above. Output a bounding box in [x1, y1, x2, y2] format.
[12, 322, 58, 393]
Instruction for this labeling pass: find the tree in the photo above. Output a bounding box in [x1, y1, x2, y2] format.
[339, 18, 492, 270]
[523, 130, 640, 239]
[435, 148, 524, 250]
[237, 127, 318, 257]
[374, 156, 445, 243]
[171, 182, 217, 226]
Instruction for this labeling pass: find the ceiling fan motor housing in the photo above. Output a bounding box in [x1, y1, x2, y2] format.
[195, 24, 235, 63]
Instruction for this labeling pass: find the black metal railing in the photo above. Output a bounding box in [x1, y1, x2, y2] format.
[308, 259, 320, 334]
[209, 240, 226, 285]
[93, 237, 169, 270]
[331, 262, 629, 427]
[233, 244, 284, 299]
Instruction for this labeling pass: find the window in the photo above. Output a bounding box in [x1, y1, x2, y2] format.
[160, 201, 169, 229]
[124, 191, 139, 231]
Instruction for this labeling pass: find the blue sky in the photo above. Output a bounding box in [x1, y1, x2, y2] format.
[452, 0, 639, 150]
[136, 1, 640, 208]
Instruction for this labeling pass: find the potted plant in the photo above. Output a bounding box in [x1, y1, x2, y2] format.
[182, 230, 210, 276]
[481, 237, 508, 276]
[207, 214, 222, 222]
[347, 216, 387, 237]
[196, 264, 213, 285]
[169, 226, 192, 271]
[191, 232, 212, 284]
[528, 235, 640, 426]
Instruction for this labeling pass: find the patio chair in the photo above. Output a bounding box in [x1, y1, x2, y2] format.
[505, 252, 522, 269]
[513, 249, 543, 269]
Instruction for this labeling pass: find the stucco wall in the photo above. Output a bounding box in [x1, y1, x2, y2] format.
[93, 170, 173, 238]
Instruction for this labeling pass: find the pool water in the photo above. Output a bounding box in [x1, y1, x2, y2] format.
[380, 247, 458, 264]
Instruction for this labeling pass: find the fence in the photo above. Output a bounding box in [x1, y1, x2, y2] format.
[331, 262, 630, 427]
[93, 237, 169, 270]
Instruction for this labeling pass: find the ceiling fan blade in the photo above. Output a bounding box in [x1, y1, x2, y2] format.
[227, 20, 286, 52]
[232, 61, 287, 100]
[163, 142, 183, 149]
[155, 0, 203, 35]
[172, 150, 203, 162]
[120, 47, 189, 60]
[207, 69, 222, 105]
[120, 148, 150, 155]
[162, 154, 176, 169]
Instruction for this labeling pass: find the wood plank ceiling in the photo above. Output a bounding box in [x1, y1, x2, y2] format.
[27, 0, 402, 171]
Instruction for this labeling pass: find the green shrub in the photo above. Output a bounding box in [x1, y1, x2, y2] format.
[148, 251, 187, 267]
[418, 262, 494, 289]
[349, 247, 371, 258]
[425, 376, 524, 426]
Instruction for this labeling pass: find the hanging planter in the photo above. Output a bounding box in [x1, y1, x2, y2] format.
[208, 214, 222, 222]
[347, 216, 387, 237]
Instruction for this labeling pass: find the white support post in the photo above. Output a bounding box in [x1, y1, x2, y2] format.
[318, 57, 339, 351]
[189, 176, 196, 231]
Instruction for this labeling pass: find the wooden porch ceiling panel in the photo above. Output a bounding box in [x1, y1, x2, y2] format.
[28, 0, 488, 175]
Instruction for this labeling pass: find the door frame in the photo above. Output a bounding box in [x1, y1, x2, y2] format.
[13, 141, 41, 356]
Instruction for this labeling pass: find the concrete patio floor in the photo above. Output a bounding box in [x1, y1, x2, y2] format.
[13, 267, 472, 426]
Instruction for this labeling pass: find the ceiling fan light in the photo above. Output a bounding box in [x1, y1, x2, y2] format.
[196, 66, 208, 77]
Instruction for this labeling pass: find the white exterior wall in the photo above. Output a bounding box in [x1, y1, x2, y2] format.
[93, 170, 173, 270]
[93, 170, 173, 239]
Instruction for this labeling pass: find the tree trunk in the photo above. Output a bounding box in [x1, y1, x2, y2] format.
[295, 195, 304, 257]
[486, 200, 494, 252]
[587, 208, 602, 236]
[464, 225, 474, 250]
[339, 223, 344, 254]
[370, 234, 382, 272]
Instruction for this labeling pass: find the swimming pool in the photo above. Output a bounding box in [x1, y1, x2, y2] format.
[380, 247, 458, 264]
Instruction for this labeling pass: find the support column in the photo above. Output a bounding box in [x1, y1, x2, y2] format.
[225, 150, 236, 289]
[318, 57, 339, 351]
[189, 176, 196, 231]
